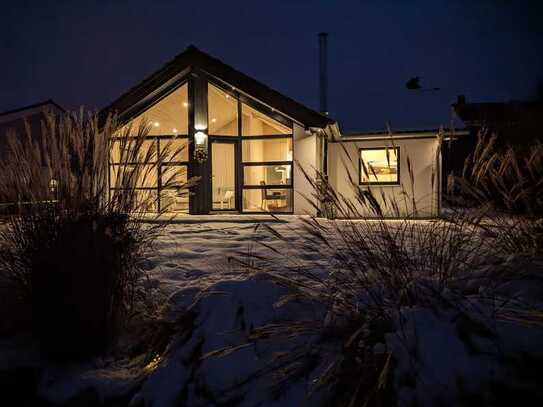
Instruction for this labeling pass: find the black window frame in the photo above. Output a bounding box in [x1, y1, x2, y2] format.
[206, 77, 294, 214]
[108, 80, 191, 213]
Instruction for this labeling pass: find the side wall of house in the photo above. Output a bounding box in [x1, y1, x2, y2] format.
[328, 137, 441, 218]
[293, 124, 318, 216]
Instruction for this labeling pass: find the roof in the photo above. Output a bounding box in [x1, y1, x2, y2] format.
[453, 100, 543, 124]
[0, 99, 64, 118]
[340, 127, 468, 141]
[100, 45, 334, 129]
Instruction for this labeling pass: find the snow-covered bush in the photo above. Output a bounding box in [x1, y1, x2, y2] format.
[0, 111, 189, 359]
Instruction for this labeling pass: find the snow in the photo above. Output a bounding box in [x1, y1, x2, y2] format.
[1, 215, 543, 406]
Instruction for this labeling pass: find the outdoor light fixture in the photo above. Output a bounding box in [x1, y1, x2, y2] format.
[195, 131, 207, 146]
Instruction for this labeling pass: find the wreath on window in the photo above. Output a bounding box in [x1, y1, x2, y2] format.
[194, 148, 208, 164]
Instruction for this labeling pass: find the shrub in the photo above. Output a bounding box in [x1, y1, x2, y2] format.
[210, 163, 514, 406]
[0, 110, 190, 359]
[449, 129, 543, 255]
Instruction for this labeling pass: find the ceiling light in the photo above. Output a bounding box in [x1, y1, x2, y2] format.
[211, 118, 217, 123]
[153, 122, 160, 127]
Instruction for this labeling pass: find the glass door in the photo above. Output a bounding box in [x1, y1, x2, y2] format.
[211, 141, 238, 211]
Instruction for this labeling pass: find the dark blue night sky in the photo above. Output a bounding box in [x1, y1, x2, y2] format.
[1, 0, 542, 132]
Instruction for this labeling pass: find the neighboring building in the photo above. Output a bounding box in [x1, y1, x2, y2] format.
[0, 99, 64, 161]
[450, 96, 543, 182]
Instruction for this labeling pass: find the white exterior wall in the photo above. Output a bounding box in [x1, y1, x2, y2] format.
[293, 123, 318, 216]
[328, 137, 441, 218]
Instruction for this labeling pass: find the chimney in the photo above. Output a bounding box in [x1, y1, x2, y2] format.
[319, 32, 328, 115]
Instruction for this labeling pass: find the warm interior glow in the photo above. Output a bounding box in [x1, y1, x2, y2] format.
[242, 189, 292, 212]
[208, 84, 238, 136]
[122, 84, 189, 136]
[241, 103, 290, 136]
[242, 138, 292, 162]
[212, 143, 236, 210]
[360, 148, 399, 183]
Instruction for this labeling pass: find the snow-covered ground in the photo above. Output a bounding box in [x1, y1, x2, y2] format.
[1, 215, 543, 406]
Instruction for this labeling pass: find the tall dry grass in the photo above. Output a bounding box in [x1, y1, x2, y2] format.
[0, 109, 191, 357]
[204, 162, 512, 406]
[449, 129, 543, 255]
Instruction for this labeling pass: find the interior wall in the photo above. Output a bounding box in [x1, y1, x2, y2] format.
[328, 137, 441, 218]
[293, 123, 318, 216]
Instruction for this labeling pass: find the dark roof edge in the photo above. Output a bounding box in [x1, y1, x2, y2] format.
[0, 99, 65, 117]
[100, 45, 334, 129]
[344, 127, 467, 137]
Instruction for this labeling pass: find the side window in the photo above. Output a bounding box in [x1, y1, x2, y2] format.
[360, 147, 399, 185]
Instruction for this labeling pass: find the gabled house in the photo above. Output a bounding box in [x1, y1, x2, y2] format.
[101, 46, 339, 216]
[101, 45, 457, 218]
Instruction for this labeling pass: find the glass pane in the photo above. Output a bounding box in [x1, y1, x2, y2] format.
[208, 84, 238, 136]
[110, 164, 158, 188]
[110, 139, 157, 163]
[242, 189, 293, 212]
[160, 190, 189, 213]
[244, 165, 291, 186]
[242, 138, 292, 162]
[161, 165, 188, 188]
[212, 143, 236, 210]
[241, 103, 291, 136]
[360, 148, 399, 183]
[122, 84, 189, 136]
[160, 137, 189, 162]
[134, 190, 158, 212]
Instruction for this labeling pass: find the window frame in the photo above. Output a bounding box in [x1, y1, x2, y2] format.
[359, 146, 400, 186]
[109, 134, 190, 212]
[206, 77, 295, 214]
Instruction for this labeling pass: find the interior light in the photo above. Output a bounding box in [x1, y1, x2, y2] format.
[172, 128, 178, 133]
[211, 118, 217, 123]
[183, 102, 188, 107]
[194, 124, 207, 131]
[226, 95, 230, 99]
[153, 122, 160, 127]
[195, 131, 207, 146]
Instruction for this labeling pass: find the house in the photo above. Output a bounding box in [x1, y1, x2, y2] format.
[101, 45, 455, 218]
[449, 96, 543, 183]
[329, 128, 467, 218]
[0, 99, 64, 162]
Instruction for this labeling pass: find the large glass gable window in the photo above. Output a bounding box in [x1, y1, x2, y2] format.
[208, 84, 238, 136]
[241, 103, 291, 136]
[359, 147, 399, 185]
[124, 84, 189, 136]
[240, 102, 293, 213]
[206, 81, 294, 213]
[110, 83, 189, 213]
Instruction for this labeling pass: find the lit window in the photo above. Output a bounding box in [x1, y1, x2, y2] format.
[360, 147, 399, 184]
[208, 84, 238, 136]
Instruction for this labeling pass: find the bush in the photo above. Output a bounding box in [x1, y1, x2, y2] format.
[449, 129, 543, 255]
[0, 110, 189, 359]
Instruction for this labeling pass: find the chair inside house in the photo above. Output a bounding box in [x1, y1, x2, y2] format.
[260, 181, 287, 210]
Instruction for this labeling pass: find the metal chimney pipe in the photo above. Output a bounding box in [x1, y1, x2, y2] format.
[318, 32, 328, 115]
